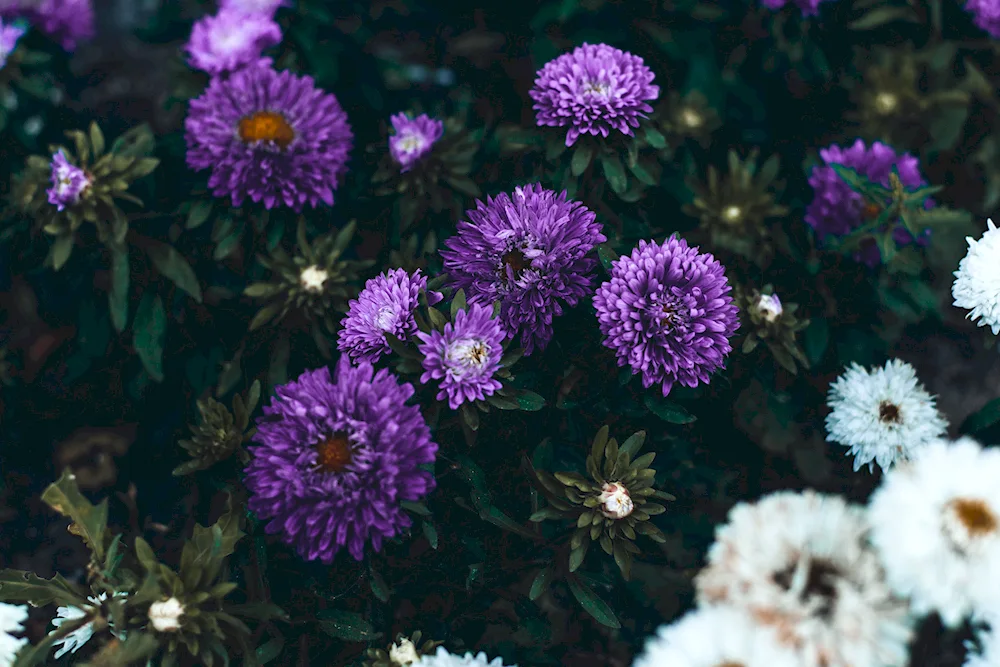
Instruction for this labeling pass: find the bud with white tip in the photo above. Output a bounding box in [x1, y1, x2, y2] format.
[148, 597, 184, 632]
[599, 482, 634, 519]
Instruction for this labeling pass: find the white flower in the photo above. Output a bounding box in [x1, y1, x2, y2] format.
[868, 437, 1000, 628]
[50, 592, 126, 658]
[299, 265, 329, 292]
[0, 602, 28, 667]
[598, 482, 634, 519]
[953, 218, 1000, 335]
[148, 597, 184, 632]
[413, 646, 515, 667]
[390, 637, 421, 666]
[695, 490, 913, 667]
[632, 606, 802, 667]
[755, 293, 783, 323]
[825, 359, 947, 473]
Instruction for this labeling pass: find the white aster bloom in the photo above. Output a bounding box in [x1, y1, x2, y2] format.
[953, 218, 1000, 335]
[695, 490, 913, 667]
[868, 437, 1000, 628]
[0, 602, 28, 667]
[390, 637, 421, 666]
[632, 605, 802, 667]
[413, 646, 516, 667]
[50, 591, 126, 658]
[825, 359, 947, 473]
[148, 597, 184, 632]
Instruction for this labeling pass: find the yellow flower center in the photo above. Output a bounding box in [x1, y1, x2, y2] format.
[238, 111, 295, 149]
[315, 432, 352, 473]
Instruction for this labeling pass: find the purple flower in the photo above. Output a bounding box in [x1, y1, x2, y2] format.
[965, 0, 1000, 37]
[0, 0, 94, 51]
[338, 268, 442, 365]
[530, 42, 659, 147]
[440, 184, 607, 355]
[805, 139, 930, 266]
[185, 61, 353, 211]
[594, 237, 739, 396]
[47, 150, 91, 211]
[388, 113, 443, 172]
[185, 8, 281, 75]
[416, 303, 506, 410]
[220, 0, 289, 15]
[244, 360, 438, 563]
[0, 16, 24, 67]
[760, 0, 836, 16]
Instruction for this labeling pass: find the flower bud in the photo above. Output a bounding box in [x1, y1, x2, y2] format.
[599, 482, 634, 519]
[755, 293, 783, 323]
[148, 597, 184, 632]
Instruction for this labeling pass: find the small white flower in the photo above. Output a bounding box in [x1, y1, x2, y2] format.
[389, 637, 421, 666]
[868, 437, 1000, 628]
[413, 646, 515, 667]
[632, 606, 802, 667]
[299, 265, 329, 292]
[695, 490, 914, 667]
[755, 293, 783, 323]
[148, 597, 184, 632]
[953, 218, 1000, 335]
[50, 592, 126, 658]
[598, 482, 634, 519]
[825, 359, 947, 473]
[0, 602, 28, 667]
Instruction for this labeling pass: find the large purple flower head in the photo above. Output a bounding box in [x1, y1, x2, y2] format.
[185, 8, 281, 75]
[47, 150, 91, 211]
[389, 113, 444, 172]
[964, 0, 1000, 37]
[440, 184, 607, 355]
[185, 61, 353, 211]
[244, 359, 438, 563]
[530, 42, 660, 147]
[338, 268, 441, 365]
[594, 237, 739, 396]
[0, 0, 94, 50]
[806, 139, 930, 266]
[760, 0, 836, 16]
[416, 303, 506, 410]
[0, 17, 24, 67]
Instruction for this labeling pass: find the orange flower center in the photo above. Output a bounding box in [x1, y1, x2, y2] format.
[238, 111, 295, 149]
[862, 203, 882, 220]
[315, 432, 352, 473]
[951, 498, 998, 537]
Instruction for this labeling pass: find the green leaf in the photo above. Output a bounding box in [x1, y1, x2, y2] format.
[450, 288, 467, 320]
[50, 235, 74, 271]
[597, 244, 619, 273]
[179, 505, 245, 591]
[0, 570, 88, 607]
[421, 520, 439, 550]
[567, 576, 621, 629]
[528, 566, 552, 601]
[600, 154, 628, 194]
[571, 143, 594, 177]
[643, 395, 696, 423]
[108, 245, 130, 333]
[369, 567, 391, 602]
[962, 397, 1000, 434]
[255, 637, 284, 664]
[516, 390, 546, 412]
[644, 127, 667, 149]
[848, 5, 918, 29]
[618, 431, 646, 458]
[316, 610, 381, 642]
[145, 240, 203, 303]
[12, 613, 92, 667]
[477, 504, 538, 540]
[41, 469, 108, 561]
[133, 292, 166, 382]
[803, 318, 829, 366]
[186, 200, 213, 229]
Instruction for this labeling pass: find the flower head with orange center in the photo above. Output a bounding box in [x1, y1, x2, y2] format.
[186, 61, 353, 210]
[245, 359, 437, 562]
[869, 437, 1000, 627]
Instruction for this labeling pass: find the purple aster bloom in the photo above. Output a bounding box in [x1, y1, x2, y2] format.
[185, 61, 353, 211]
[388, 113, 444, 173]
[244, 359, 438, 563]
[338, 268, 442, 365]
[47, 150, 91, 211]
[964, 0, 1000, 37]
[0, 16, 24, 67]
[185, 8, 281, 76]
[530, 42, 660, 147]
[594, 237, 739, 397]
[760, 0, 836, 16]
[805, 139, 931, 266]
[440, 184, 607, 355]
[416, 303, 506, 410]
[220, 0, 289, 15]
[0, 0, 94, 51]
